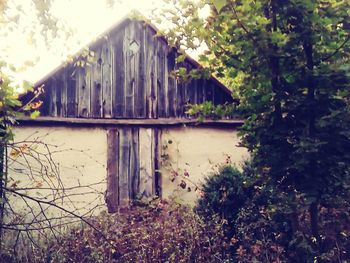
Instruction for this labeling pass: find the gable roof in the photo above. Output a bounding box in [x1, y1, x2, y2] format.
[34, 15, 132, 87]
[35, 15, 232, 96]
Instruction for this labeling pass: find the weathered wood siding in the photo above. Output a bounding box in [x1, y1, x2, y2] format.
[106, 127, 159, 211]
[38, 20, 233, 119]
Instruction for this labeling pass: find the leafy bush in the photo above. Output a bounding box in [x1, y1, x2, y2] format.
[195, 163, 350, 262]
[44, 200, 231, 263]
[195, 165, 249, 240]
[186, 101, 238, 121]
[234, 186, 350, 262]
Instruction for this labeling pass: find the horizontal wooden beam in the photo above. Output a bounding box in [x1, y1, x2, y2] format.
[16, 116, 244, 128]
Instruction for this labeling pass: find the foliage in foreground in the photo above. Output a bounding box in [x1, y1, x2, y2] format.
[162, 0, 350, 258]
[196, 163, 350, 262]
[195, 165, 248, 238]
[41, 200, 231, 263]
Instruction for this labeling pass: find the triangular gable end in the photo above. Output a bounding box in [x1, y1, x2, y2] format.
[35, 17, 234, 119]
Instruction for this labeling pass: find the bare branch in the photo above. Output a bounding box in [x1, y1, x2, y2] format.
[4, 188, 117, 251]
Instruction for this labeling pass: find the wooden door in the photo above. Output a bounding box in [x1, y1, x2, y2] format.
[105, 127, 159, 212]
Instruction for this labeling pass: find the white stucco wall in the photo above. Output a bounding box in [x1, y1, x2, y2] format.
[160, 126, 249, 205]
[8, 126, 107, 222]
[8, 125, 248, 216]
[3, 124, 248, 253]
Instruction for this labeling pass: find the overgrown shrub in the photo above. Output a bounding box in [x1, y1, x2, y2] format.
[195, 165, 249, 239]
[234, 186, 350, 262]
[44, 200, 231, 263]
[195, 163, 350, 262]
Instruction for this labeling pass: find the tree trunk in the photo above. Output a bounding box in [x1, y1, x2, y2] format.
[269, 0, 283, 125]
[304, 29, 320, 249]
[0, 135, 5, 251]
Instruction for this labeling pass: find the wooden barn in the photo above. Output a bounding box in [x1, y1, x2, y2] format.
[15, 17, 247, 213]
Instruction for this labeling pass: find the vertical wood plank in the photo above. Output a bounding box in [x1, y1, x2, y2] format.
[101, 40, 112, 118]
[167, 49, 176, 117]
[56, 77, 63, 116]
[130, 128, 140, 199]
[176, 67, 185, 117]
[90, 48, 102, 117]
[141, 24, 159, 118]
[186, 63, 196, 105]
[139, 128, 155, 197]
[184, 81, 191, 116]
[144, 26, 153, 118]
[197, 78, 205, 104]
[67, 65, 77, 117]
[125, 22, 136, 118]
[175, 55, 189, 117]
[191, 78, 197, 104]
[77, 66, 90, 117]
[205, 80, 214, 102]
[154, 128, 161, 197]
[134, 22, 146, 118]
[163, 45, 169, 117]
[61, 68, 68, 117]
[49, 78, 57, 117]
[150, 29, 158, 118]
[119, 128, 131, 206]
[193, 78, 199, 106]
[113, 27, 125, 117]
[157, 41, 166, 117]
[106, 129, 119, 212]
[178, 83, 185, 117]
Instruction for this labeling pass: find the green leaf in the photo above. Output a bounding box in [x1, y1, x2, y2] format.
[30, 110, 40, 119]
[176, 54, 186, 63]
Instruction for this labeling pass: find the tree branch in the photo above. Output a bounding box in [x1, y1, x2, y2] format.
[4, 187, 118, 251]
[318, 34, 350, 64]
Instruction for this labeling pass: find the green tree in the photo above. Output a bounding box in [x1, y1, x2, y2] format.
[161, 0, 350, 253]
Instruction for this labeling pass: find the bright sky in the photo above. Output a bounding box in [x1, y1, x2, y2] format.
[2, 0, 173, 85]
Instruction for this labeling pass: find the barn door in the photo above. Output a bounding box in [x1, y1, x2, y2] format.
[105, 127, 159, 212]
